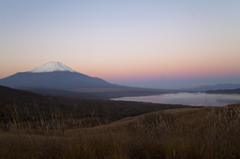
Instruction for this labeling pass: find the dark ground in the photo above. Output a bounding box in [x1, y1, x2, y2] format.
[0, 85, 195, 126]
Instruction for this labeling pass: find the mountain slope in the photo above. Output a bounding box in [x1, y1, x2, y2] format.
[0, 72, 115, 90]
[0, 62, 117, 90]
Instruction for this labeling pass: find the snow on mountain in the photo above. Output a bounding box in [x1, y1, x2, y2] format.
[28, 61, 78, 73]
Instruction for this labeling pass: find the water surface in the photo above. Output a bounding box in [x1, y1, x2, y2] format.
[111, 93, 240, 106]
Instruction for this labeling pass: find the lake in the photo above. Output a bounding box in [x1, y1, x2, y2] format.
[111, 92, 240, 106]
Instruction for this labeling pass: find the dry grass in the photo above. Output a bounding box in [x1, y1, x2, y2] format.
[0, 103, 240, 158]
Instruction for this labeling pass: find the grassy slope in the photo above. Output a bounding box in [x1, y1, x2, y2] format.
[1, 103, 240, 159]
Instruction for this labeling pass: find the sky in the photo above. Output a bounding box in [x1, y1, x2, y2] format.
[0, 0, 240, 89]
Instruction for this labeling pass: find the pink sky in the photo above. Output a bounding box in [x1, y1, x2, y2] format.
[0, 1, 240, 89]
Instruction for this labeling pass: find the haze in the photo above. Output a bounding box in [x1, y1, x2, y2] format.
[1, 0, 240, 89]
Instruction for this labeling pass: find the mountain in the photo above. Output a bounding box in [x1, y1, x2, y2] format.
[0, 61, 118, 90]
[29, 61, 77, 73]
[183, 84, 240, 92]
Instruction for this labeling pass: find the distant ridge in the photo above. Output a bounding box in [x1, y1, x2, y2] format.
[205, 88, 240, 94]
[183, 83, 240, 92]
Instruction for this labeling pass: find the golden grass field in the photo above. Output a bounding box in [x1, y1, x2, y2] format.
[1, 103, 240, 159]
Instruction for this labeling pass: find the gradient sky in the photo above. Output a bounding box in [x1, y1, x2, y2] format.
[1, 0, 240, 89]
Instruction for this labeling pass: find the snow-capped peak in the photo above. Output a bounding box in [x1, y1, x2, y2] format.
[28, 61, 78, 73]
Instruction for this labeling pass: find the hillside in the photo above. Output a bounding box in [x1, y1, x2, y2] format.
[0, 85, 46, 105]
[0, 103, 239, 158]
[0, 85, 191, 124]
[29, 87, 177, 99]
